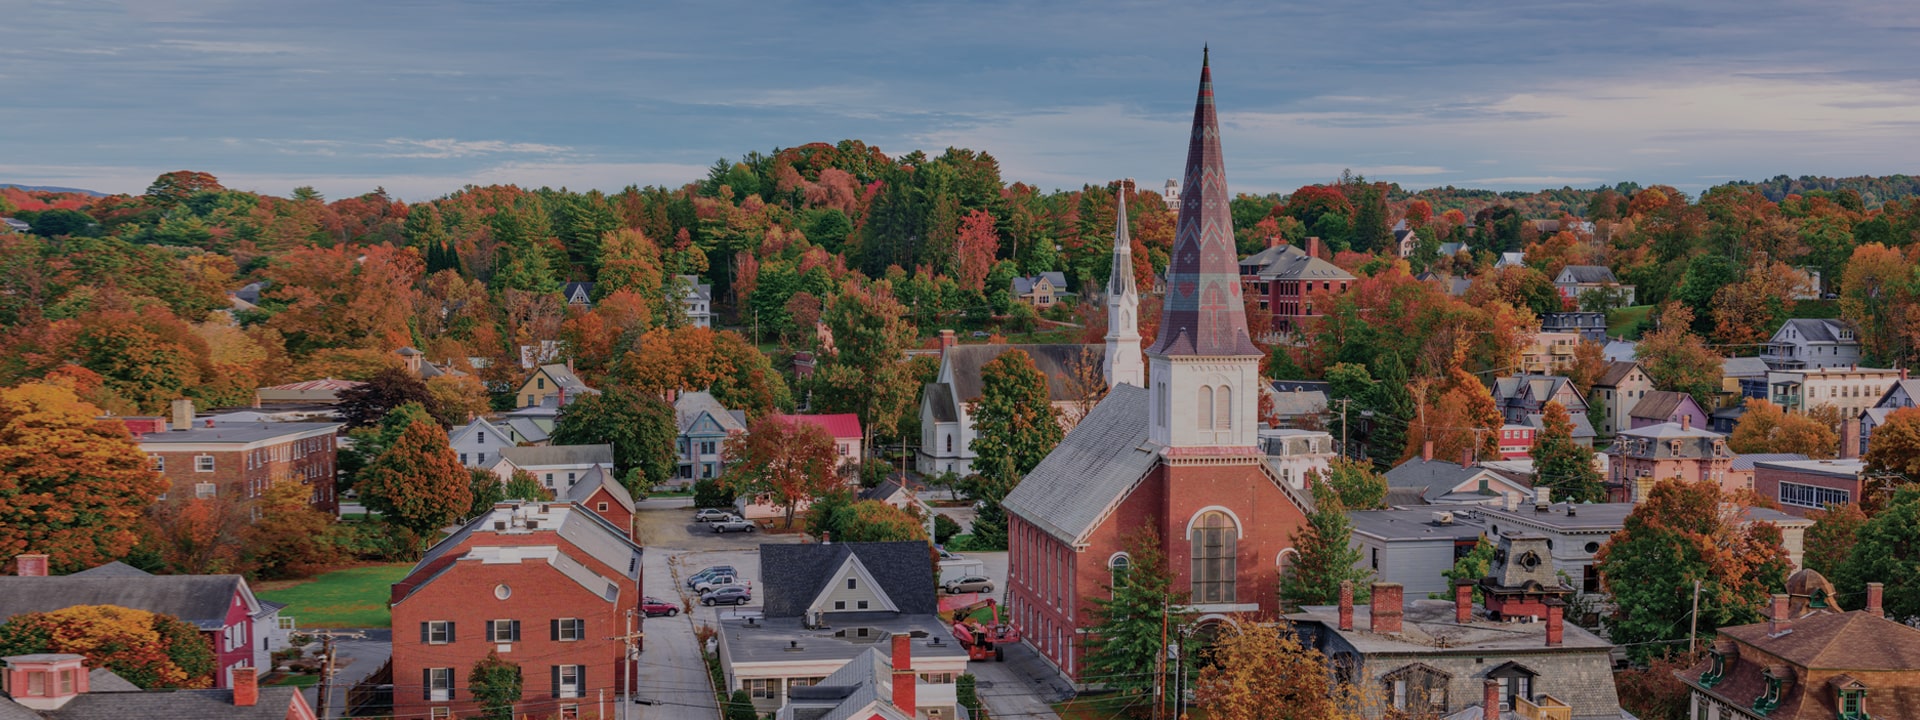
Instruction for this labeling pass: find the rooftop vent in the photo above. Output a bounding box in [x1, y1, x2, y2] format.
[1432, 511, 1455, 526]
[785, 640, 803, 652]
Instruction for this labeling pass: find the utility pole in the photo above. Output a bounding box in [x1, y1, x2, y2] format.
[1688, 579, 1703, 654]
[1154, 597, 1169, 720]
[309, 629, 366, 720]
[608, 609, 643, 720]
[1338, 398, 1351, 460]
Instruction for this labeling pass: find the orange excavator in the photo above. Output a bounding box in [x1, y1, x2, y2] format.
[948, 598, 1019, 662]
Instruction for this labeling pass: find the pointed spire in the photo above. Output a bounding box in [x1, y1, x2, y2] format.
[1147, 47, 1260, 358]
[1109, 180, 1135, 298]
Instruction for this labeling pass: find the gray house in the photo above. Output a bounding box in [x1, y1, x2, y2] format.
[674, 391, 747, 487]
[1761, 319, 1861, 370]
[1347, 508, 1485, 596]
[1554, 265, 1634, 306]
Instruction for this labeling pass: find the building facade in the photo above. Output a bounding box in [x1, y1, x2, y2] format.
[1591, 361, 1655, 437]
[388, 502, 642, 720]
[673, 390, 747, 486]
[1238, 236, 1354, 333]
[916, 340, 1100, 476]
[1761, 319, 1862, 371]
[494, 444, 615, 497]
[1555, 265, 1634, 305]
[515, 363, 597, 409]
[1604, 419, 1733, 503]
[449, 417, 513, 469]
[135, 400, 341, 514]
[1752, 459, 1869, 519]
[1857, 376, 1917, 455]
[1541, 311, 1607, 341]
[1002, 52, 1313, 684]
[1011, 272, 1069, 307]
[1767, 367, 1902, 417]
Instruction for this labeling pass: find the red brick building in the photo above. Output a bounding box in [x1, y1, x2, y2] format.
[1238, 236, 1354, 333]
[389, 501, 642, 720]
[133, 400, 342, 514]
[1002, 50, 1313, 683]
[1751, 458, 1868, 518]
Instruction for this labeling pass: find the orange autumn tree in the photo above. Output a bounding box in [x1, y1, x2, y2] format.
[0, 382, 169, 573]
[1404, 365, 1503, 464]
[720, 416, 841, 528]
[0, 605, 216, 688]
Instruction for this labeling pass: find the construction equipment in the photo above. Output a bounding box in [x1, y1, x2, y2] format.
[948, 598, 1019, 662]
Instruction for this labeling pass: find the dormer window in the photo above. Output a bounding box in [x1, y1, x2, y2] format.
[1840, 688, 1867, 719]
[1701, 649, 1728, 687]
[1755, 667, 1790, 713]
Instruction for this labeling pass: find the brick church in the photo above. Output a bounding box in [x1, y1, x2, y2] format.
[1001, 49, 1314, 683]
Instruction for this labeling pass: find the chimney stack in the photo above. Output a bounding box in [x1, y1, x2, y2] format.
[232, 666, 258, 707]
[938, 329, 957, 353]
[171, 399, 194, 432]
[1423, 440, 1434, 462]
[1768, 593, 1792, 635]
[1842, 417, 1861, 459]
[1681, 413, 1691, 431]
[1454, 580, 1474, 624]
[1545, 598, 1565, 646]
[1370, 582, 1404, 635]
[1534, 488, 1551, 512]
[890, 634, 916, 716]
[1461, 447, 1473, 468]
[1338, 581, 1354, 631]
[1866, 582, 1884, 617]
[13, 554, 48, 577]
[1306, 236, 1322, 260]
[1484, 678, 1502, 714]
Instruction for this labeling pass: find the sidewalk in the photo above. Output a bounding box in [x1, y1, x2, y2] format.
[969, 641, 1069, 720]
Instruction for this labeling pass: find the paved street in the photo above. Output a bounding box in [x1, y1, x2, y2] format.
[300, 628, 391, 719]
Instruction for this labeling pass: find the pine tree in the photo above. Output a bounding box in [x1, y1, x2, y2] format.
[1280, 484, 1373, 610]
[1082, 526, 1186, 709]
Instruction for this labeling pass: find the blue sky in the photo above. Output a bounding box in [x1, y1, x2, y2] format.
[5, 0, 1920, 201]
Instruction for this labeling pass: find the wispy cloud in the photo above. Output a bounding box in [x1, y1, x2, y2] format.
[378, 138, 573, 159]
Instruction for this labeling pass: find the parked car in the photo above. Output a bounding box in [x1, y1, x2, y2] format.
[937, 547, 964, 562]
[701, 585, 752, 606]
[711, 516, 756, 533]
[685, 566, 737, 589]
[641, 597, 680, 617]
[693, 508, 734, 522]
[943, 575, 994, 595]
[694, 575, 738, 594]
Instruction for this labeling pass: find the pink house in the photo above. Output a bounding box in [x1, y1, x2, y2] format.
[1626, 390, 1709, 431]
[1497, 424, 1536, 459]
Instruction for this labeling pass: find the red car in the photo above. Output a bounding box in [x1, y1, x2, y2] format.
[641, 596, 680, 617]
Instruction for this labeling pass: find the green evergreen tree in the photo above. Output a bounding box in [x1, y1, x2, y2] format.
[1082, 526, 1187, 709]
[1280, 483, 1373, 610]
[1835, 486, 1920, 620]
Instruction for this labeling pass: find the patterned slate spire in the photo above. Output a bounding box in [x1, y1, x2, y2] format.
[1109, 183, 1136, 298]
[1147, 47, 1262, 358]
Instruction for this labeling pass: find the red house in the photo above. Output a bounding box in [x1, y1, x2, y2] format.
[563, 465, 637, 540]
[388, 501, 643, 720]
[1001, 50, 1313, 683]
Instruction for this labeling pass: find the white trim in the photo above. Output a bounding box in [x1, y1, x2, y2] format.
[1189, 611, 1249, 624]
[1184, 506, 1245, 540]
[806, 555, 900, 615]
[1105, 551, 1131, 569]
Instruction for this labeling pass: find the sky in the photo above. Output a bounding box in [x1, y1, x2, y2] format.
[4, 0, 1920, 202]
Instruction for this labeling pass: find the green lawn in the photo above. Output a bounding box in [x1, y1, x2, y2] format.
[256, 563, 413, 629]
[1790, 299, 1841, 319]
[266, 673, 320, 688]
[1606, 305, 1653, 338]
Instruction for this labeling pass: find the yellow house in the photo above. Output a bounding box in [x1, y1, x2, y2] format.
[516, 363, 597, 408]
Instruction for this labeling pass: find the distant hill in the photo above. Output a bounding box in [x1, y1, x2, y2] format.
[0, 184, 108, 197]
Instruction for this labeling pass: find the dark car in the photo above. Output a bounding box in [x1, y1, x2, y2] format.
[641, 597, 680, 617]
[685, 566, 737, 589]
[711, 516, 756, 533]
[701, 585, 752, 606]
[693, 508, 733, 523]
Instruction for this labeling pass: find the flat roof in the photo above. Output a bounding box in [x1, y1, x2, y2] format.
[136, 422, 340, 445]
[1348, 508, 1486, 542]
[1478, 503, 1637, 533]
[1289, 599, 1614, 654]
[718, 613, 968, 666]
[1752, 458, 1865, 478]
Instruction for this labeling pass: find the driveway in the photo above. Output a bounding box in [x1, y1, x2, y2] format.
[299, 628, 391, 719]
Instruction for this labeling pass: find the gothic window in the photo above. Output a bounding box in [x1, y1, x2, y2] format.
[1198, 386, 1215, 430]
[1215, 386, 1232, 429]
[1108, 553, 1131, 585]
[1190, 511, 1237, 604]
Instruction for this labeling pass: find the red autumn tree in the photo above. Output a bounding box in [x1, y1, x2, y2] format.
[357, 419, 472, 545]
[953, 209, 1000, 293]
[0, 382, 170, 573]
[247, 481, 339, 580]
[144, 495, 248, 575]
[721, 416, 842, 528]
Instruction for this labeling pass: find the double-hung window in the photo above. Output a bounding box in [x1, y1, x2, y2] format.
[195, 455, 215, 472]
[552, 618, 584, 642]
[425, 667, 453, 701]
[552, 664, 584, 698]
[487, 619, 520, 643]
[422, 620, 454, 645]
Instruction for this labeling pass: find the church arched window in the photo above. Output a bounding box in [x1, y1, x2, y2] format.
[1190, 510, 1237, 603]
[1198, 386, 1214, 430]
[1216, 386, 1232, 429]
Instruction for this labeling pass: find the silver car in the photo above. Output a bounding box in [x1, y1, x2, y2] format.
[711, 516, 756, 533]
[943, 575, 994, 594]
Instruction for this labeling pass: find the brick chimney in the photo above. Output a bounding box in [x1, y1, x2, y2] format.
[1680, 413, 1691, 431]
[1545, 598, 1565, 646]
[170, 399, 194, 432]
[1337, 580, 1354, 631]
[1866, 582, 1884, 617]
[13, 554, 47, 577]
[1370, 582, 1404, 635]
[1423, 440, 1434, 462]
[1484, 678, 1502, 714]
[938, 329, 957, 353]
[1768, 593, 1792, 635]
[1454, 580, 1474, 624]
[1841, 417, 1861, 459]
[231, 666, 258, 707]
[1306, 236, 1322, 260]
[890, 634, 915, 716]
[1461, 447, 1473, 468]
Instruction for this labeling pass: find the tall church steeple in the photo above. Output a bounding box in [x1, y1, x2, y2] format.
[1147, 48, 1263, 451]
[1104, 181, 1144, 389]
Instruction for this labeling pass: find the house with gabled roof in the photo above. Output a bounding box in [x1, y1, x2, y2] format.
[448, 416, 513, 469]
[916, 340, 1101, 476]
[677, 275, 714, 328]
[674, 390, 747, 487]
[561, 281, 593, 307]
[717, 541, 966, 715]
[564, 465, 635, 539]
[1554, 265, 1633, 305]
[773, 637, 954, 720]
[493, 444, 614, 496]
[1002, 52, 1315, 685]
[515, 363, 597, 409]
[0, 658, 314, 720]
[1239, 236, 1355, 332]
[1492, 375, 1596, 447]
[1590, 361, 1654, 437]
[1011, 272, 1070, 308]
[1384, 444, 1534, 507]
[1627, 390, 1708, 431]
[1857, 375, 1918, 456]
[1761, 319, 1862, 371]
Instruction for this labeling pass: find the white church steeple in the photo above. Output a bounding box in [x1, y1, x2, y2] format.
[1104, 180, 1145, 389]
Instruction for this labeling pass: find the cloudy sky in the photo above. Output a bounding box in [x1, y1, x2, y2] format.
[4, 0, 1919, 201]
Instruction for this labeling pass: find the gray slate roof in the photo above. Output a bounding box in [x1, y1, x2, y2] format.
[675, 390, 746, 435]
[500, 443, 613, 468]
[38, 686, 307, 719]
[564, 465, 635, 514]
[941, 344, 1100, 404]
[1729, 453, 1808, 472]
[135, 421, 340, 445]
[0, 575, 244, 631]
[1720, 356, 1770, 378]
[1383, 458, 1491, 505]
[1628, 390, 1696, 421]
[87, 668, 139, 693]
[68, 561, 152, 578]
[1777, 318, 1853, 343]
[759, 542, 935, 619]
[1001, 384, 1161, 545]
[922, 383, 957, 423]
[1241, 243, 1354, 281]
[1559, 265, 1618, 284]
[1011, 272, 1069, 296]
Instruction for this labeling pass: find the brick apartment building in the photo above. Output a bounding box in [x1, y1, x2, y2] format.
[1604, 417, 1733, 503]
[388, 501, 642, 720]
[1237, 236, 1354, 333]
[131, 400, 342, 514]
[1752, 458, 1869, 519]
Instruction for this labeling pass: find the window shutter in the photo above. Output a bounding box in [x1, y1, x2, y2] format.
[552, 665, 561, 698]
[422, 669, 431, 701]
[420, 622, 429, 644]
[577, 665, 585, 695]
[511, 620, 521, 642]
[551, 619, 560, 641]
[447, 621, 456, 643]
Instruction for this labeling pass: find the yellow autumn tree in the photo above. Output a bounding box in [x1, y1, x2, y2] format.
[0, 605, 216, 688]
[1194, 619, 1380, 720]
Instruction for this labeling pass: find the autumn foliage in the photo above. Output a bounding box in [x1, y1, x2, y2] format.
[0, 605, 217, 688]
[0, 382, 169, 573]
